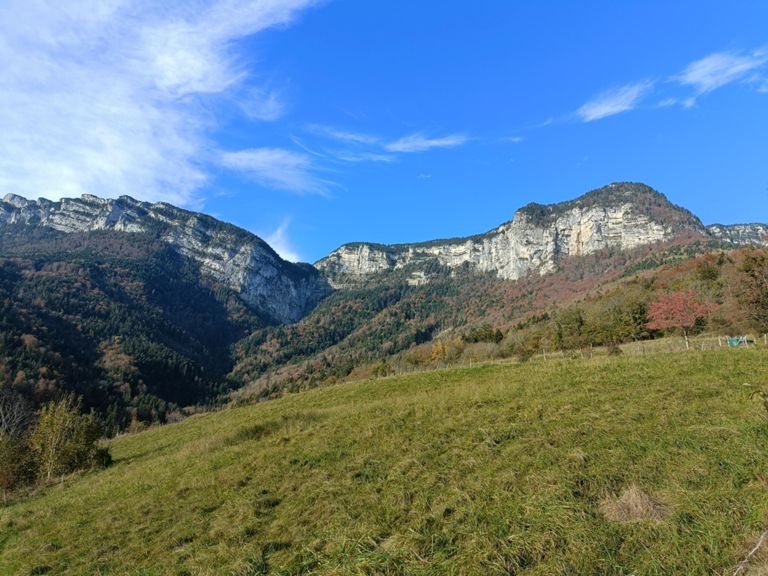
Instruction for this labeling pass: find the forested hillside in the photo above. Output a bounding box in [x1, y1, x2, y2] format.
[0, 227, 267, 432]
[233, 241, 768, 399]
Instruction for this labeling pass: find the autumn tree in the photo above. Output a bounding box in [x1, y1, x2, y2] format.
[585, 296, 648, 349]
[646, 291, 716, 349]
[738, 250, 768, 331]
[552, 307, 587, 351]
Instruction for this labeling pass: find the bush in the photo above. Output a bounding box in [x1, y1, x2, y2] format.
[30, 395, 110, 482]
[0, 434, 34, 501]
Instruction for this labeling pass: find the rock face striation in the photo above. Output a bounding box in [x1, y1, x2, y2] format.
[0, 193, 330, 323]
[316, 183, 763, 287]
[706, 223, 768, 247]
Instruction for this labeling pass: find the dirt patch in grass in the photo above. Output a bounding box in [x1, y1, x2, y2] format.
[599, 485, 668, 523]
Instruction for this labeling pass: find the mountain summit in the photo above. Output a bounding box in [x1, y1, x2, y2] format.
[315, 182, 765, 287]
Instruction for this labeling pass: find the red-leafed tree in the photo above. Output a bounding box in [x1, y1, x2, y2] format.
[646, 291, 717, 350]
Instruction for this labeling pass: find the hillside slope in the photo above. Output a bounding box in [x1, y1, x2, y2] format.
[233, 239, 753, 397]
[2, 349, 767, 575]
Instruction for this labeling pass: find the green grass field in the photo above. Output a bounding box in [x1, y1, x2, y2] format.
[2, 349, 768, 575]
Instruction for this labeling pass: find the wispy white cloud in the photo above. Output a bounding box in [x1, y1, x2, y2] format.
[302, 124, 471, 161]
[291, 135, 395, 164]
[574, 48, 768, 120]
[0, 0, 318, 205]
[385, 133, 469, 153]
[264, 218, 302, 262]
[241, 87, 286, 121]
[503, 136, 525, 144]
[219, 148, 331, 195]
[577, 80, 655, 122]
[673, 49, 768, 96]
[330, 151, 396, 163]
[289, 137, 331, 159]
[418, 173, 432, 179]
[305, 124, 380, 144]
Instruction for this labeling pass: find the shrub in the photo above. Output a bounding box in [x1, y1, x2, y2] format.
[0, 433, 34, 501]
[30, 395, 110, 482]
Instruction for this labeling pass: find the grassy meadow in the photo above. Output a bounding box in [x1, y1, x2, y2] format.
[2, 348, 768, 575]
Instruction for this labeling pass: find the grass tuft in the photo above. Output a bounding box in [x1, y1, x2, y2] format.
[599, 485, 668, 523]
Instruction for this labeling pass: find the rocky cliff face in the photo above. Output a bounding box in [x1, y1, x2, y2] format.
[0, 193, 330, 323]
[316, 183, 718, 287]
[706, 223, 768, 247]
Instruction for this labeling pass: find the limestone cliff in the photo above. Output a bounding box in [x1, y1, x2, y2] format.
[0, 193, 330, 323]
[706, 223, 768, 247]
[316, 183, 727, 287]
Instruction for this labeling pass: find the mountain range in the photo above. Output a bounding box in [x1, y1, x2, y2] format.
[0, 182, 765, 426]
[3, 183, 766, 305]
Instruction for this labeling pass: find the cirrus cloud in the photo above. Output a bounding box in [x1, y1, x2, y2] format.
[264, 217, 302, 262]
[674, 49, 768, 95]
[0, 0, 319, 206]
[219, 147, 332, 195]
[385, 133, 469, 153]
[577, 80, 655, 122]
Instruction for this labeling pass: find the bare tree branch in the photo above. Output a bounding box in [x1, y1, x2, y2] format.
[0, 389, 31, 436]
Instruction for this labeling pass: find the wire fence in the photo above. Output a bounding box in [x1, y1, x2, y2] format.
[619, 333, 768, 356]
[521, 333, 768, 363]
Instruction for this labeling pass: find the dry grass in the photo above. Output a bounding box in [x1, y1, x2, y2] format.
[599, 485, 668, 523]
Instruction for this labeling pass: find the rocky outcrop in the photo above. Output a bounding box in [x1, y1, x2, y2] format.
[706, 223, 768, 247]
[316, 183, 714, 287]
[0, 193, 330, 323]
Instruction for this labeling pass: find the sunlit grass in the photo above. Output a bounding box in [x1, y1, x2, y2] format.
[1, 348, 768, 575]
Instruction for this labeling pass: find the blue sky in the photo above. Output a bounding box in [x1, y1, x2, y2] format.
[1, 1, 767, 262]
